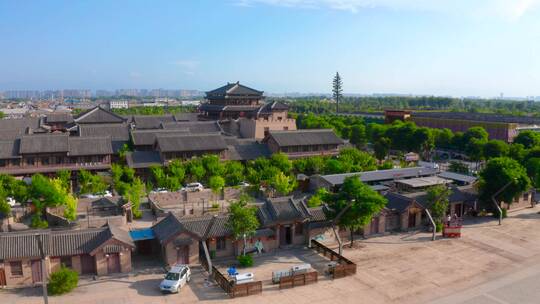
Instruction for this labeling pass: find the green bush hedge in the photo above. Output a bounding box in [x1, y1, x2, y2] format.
[237, 254, 254, 268]
[48, 266, 79, 295]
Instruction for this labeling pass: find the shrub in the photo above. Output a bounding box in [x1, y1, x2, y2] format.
[211, 202, 220, 209]
[435, 222, 443, 233]
[237, 254, 253, 268]
[48, 266, 79, 295]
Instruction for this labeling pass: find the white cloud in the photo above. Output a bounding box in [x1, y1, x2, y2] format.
[234, 0, 540, 19]
[170, 60, 200, 70]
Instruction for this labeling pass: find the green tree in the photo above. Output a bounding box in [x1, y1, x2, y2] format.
[127, 178, 145, 218]
[201, 155, 225, 179]
[483, 140, 509, 159]
[326, 177, 387, 247]
[349, 124, 367, 147]
[227, 196, 260, 256]
[270, 153, 293, 174]
[332, 72, 343, 113]
[269, 172, 296, 196]
[208, 175, 225, 202]
[525, 157, 540, 188]
[78, 170, 107, 195]
[56, 170, 71, 192]
[225, 161, 245, 186]
[426, 185, 451, 231]
[374, 137, 391, 162]
[186, 159, 206, 182]
[479, 157, 531, 209]
[307, 188, 328, 208]
[513, 130, 540, 149]
[150, 166, 167, 188]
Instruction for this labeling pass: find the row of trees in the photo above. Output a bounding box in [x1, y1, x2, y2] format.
[143, 148, 379, 198]
[288, 96, 539, 116]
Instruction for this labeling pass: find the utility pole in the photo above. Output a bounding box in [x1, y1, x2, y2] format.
[36, 234, 48, 304]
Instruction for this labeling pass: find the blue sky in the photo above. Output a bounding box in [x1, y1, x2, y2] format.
[1, 0, 540, 97]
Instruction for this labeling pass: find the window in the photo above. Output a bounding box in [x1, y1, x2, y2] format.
[216, 237, 227, 251]
[0, 160, 5, 167]
[523, 193, 529, 201]
[42, 157, 50, 165]
[295, 223, 304, 235]
[26, 157, 35, 166]
[60, 256, 72, 268]
[10, 261, 23, 276]
[283, 126, 288, 131]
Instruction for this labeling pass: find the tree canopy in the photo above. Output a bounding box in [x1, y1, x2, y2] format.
[479, 157, 531, 207]
[227, 196, 260, 255]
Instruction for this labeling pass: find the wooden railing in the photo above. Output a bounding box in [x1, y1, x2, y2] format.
[279, 271, 318, 289]
[310, 239, 357, 279]
[211, 266, 262, 298]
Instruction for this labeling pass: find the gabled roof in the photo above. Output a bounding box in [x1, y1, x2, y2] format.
[437, 171, 478, 184]
[130, 129, 191, 146]
[0, 139, 21, 159]
[257, 196, 311, 226]
[0, 226, 134, 260]
[132, 115, 176, 129]
[152, 213, 231, 244]
[206, 82, 263, 97]
[46, 113, 74, 124]
[173, 113, 199, 122]
[156, 134, 227, 153]
[259, 101, 289, 114]
[125, 151, 163, 169]
[68, 136, 113, 156]
[266, 129, 344, 147]
[161, 121, 222, 133]
[319, 166, 439, 186]
[78, 123, 130, 141]
[384, 192, 422, 213]
[74, 106, 126, 124]
[226, 142, 272, 161]
[20, 134, 69, 154]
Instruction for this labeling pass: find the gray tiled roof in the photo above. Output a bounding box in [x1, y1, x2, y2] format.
[320, 166, 439, 186]
[267, 129, 344, 147]
[0, 226, 134, 260]
[161, 121, 222, 133]
[78, 123, 130, 141]
[130, 129, 190, 146]
[152, 213, 231, 243]
[173, 113, 199, 122]
[384, 192, 416, 213]
[206, 82, 263, 97]
[0, 118, 40, 140]
[68, 136, 113, 156]
[46, 113, 74, 123]
[132, 115, 175, 129]
[227, 142, 271, 161]
[125, 151, 163, 169]
[156, 134, 227, 153]
[20, 134, 69, 154]
[0, 139, 21, 159]
[257, 196, 310, 226]
[437, 171, 478, 184]
[74, 107, 126, 124]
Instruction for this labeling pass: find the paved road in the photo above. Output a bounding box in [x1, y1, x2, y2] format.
[430, 258, 540, 304]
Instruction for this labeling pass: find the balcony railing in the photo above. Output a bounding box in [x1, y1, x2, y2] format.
[0, 162, 111, 175]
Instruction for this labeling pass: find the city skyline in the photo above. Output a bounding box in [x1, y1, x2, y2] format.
[1, 1, 540, 97]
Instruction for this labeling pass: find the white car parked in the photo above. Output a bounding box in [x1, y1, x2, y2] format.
[160, 264, 191, 293]
[150, 188, 168, 194]
[182, 182, 204, 192]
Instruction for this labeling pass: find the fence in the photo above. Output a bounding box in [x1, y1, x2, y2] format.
[279, 271, 318, 289]
[310, 239, 357, 279]
[211, 266, 262, 298]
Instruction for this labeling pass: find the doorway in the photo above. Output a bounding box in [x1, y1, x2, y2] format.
[408, 212, 417, 228]
[280, 226, 292, 246]
[81, 254, 96, 275]
[107, 253, 121, 274]
[177, 246, 189, 264]
[31, 260, 42, 283]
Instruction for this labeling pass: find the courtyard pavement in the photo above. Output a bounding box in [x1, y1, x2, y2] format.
[2, 207, 540, 303]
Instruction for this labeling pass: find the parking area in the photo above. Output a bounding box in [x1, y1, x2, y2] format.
[2, 207, 540, 304]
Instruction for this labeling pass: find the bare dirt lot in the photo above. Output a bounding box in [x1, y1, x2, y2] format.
[3, 207, 540, 304]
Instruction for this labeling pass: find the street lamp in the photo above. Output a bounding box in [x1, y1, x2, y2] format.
[491, 179, 515, 226]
